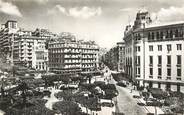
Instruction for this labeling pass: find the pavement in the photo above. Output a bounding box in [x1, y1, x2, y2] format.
[43, 87, 60, 110]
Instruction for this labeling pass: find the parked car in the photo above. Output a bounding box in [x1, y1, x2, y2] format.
[101, 102, 114, 107]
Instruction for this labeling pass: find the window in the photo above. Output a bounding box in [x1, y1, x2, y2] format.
[160, 31, 163, 39]
[175, 29, 179, 37]
[167, 55, 171, 65]
[167, 68, 171, 76]
[148, 32, 151, 40]
[137, 34, 141, 40]
[138, 46, 140, 52]
[167, 44, 172, 51]
[150, 68, 153, 75]
[177, 44, 182, 50]
[177, 55, 181, 65]
[158, 68, 162, 76]
[149, 45, 153, 51]
[177, 68, 181, 76]
[158, 83, 161, 88]
[149, 56, 153, 65]
[156, 32, 159, 39]
[152, 32, 154, 40]
[136, 56, 140, 65]
[158, 56, 162, 65]
[158, 45, 162, 51]
[138, 67, 140, 74]
[136, 46, 140, 52]
[170, 30, 173, 38]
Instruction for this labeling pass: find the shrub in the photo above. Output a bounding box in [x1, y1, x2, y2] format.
[0, 98, 11, 111]
[55, 90, 73, 101]
[101, 102, 114, 107]
[5, 105, 55, 115]
[53, 101, 82, 115]
[104, 89, 118, 99]
[100, 84, 116, 90]
[146, 101, 163, 106]
[94, 81, 105, 87]
[116, 82, 127, 87]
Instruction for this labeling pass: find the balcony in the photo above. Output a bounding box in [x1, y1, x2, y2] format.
[167, 64, 171, 67]
[176, 77, 181, 80]
[149, 64, 153, 67]
[28, 49, 32, 52]
[136, 63, 140, 66]
[176, 64, 181, 67]
[149, 76, 153, 79]
[158, 76, 162, 79]
[28, 45, 32, 48]
[157, 64, 162, 67]
[166, 77, 171, 80]
[28, 53, 32, 55]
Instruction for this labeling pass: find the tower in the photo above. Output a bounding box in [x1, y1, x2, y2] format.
[133, 8, 152, 29]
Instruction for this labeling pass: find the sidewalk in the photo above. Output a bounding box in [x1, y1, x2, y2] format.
[44, 87, 60, 110]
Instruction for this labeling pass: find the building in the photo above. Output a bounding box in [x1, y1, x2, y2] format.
[124, 9, 184, 92]
[0, 20, 49, 71]
[0, 20, 19, 63]
[13, 31, 48, 71]
[48, 32, 99, 74]
[117, 42, 125, 72]
[104, 42, 125, 72]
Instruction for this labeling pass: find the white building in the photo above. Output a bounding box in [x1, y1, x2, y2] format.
[13, 31, 48, 71]
[124, 9, 184, 92]
[48, 32, 99, 74]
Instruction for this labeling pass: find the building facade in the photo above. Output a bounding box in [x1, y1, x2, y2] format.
[0, 20, 19, 63]
[0, 20, 49, 71]
[104, 42, 125, 72]
[48, 32, 99, 74]
[13, 34, 48, 71]
[124, 9, 184, 92]
[117, 42, 125, 72]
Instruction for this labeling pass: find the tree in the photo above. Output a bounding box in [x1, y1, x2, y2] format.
[53, 101, 82, 115]
[17, 82, 30, 106]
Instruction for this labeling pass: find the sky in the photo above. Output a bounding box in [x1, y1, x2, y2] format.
[0, 0, 184, 49]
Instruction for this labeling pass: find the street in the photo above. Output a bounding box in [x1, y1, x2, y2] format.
[115, 85, 146, 115]
[108, 73, 147, 115]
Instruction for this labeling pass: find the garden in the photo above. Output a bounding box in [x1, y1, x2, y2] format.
[139, 87, 184, 114]
[0, 70, 118, 115]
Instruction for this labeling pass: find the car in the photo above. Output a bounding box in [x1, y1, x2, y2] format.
[101, 102, 114, 107]
[133, 95, 141, 99]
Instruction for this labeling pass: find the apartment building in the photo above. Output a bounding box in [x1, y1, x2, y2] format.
[124, 9, 184, 92]
[104, 42, 125, 72]
[117, 42, 125, 72]
[0, 20, 49, 71]
[13, 32, 48, 71]
[0, 20, 19, 63]
[48, 32, 99, 74]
